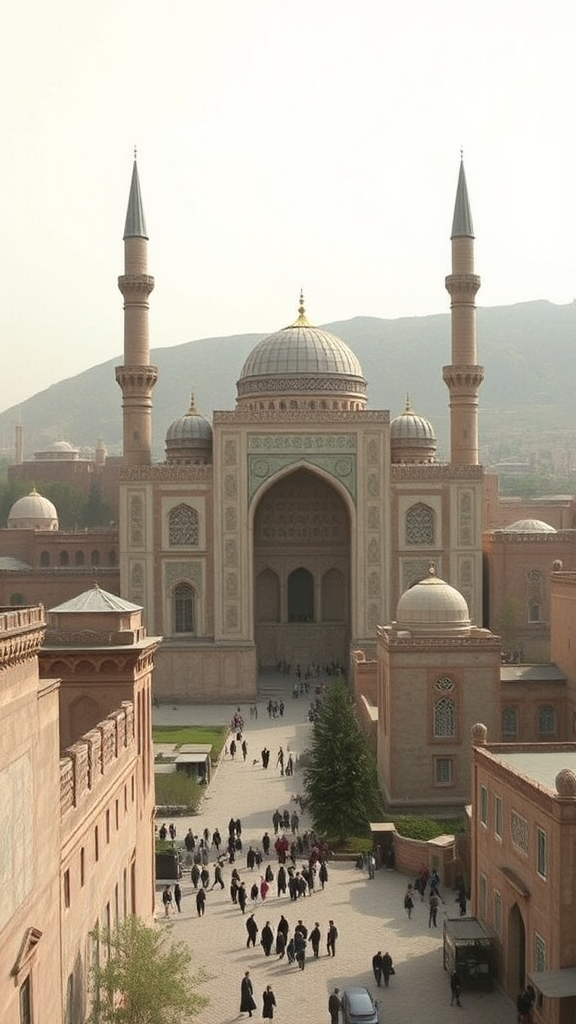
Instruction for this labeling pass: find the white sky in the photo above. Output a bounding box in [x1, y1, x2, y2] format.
[1, 0, 574, 410]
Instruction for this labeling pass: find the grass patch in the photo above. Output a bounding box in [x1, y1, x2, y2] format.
[152, 725, 228, 761]
[155, 772, 202, 812]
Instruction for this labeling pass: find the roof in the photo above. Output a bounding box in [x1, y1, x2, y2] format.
[49, 584, 142, 614]
[444, 917, 493, 942]
[528, 968, 576, 998]
[0, 556, 33, 570]
[487, 749, 576, 793]
[501, 664, 566, 683]
[123, 159, 148, 239]
[451, 159, 474, 239]
[502, 519, 556, 533]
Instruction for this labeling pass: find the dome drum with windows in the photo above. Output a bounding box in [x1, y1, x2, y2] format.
[165, 393, 213, 464]
[236, 295, 367, 411]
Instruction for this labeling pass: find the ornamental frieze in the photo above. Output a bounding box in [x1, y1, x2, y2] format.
[391, 464, 483, 480]
[248, 453, 356, 503]
[248, 434, 356, 453]
[120, 465, 212, 481]
[214, 409, 389, 423]
[165, 562, 202, 589]
[237, 374, 366, 396]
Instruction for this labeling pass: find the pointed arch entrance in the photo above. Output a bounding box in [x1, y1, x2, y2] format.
[507, 903, 526, 993]
[253, 468, 351, 669]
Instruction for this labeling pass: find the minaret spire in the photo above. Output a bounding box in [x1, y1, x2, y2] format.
[442, 157, 484, 465]
[115, 156, 158, 466]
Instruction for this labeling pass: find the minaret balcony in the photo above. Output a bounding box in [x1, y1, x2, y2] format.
[444, 273, 481, 296]
[442, 365, 484, 390]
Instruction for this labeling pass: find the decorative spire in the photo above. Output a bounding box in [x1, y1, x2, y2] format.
[404, 392, 412, 413]
[450, 157, 474, 239]
[123, 155, 148, 240]
[291, 288, 311, 327]
[428, 562, 436, 577]
[188, 391, 197, 413]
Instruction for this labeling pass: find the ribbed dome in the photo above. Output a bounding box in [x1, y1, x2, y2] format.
[8, 488, 59, 531]
[503, 519, 556, 533]
[396, 567, 471, 636]
[34, 440, 79, 461]
[390, 396, 436, 464]
[165, 394, 213, 465]
[236, 295, 366, 410]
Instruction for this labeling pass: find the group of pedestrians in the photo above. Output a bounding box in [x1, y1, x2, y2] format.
[240, 971, 276, 1019]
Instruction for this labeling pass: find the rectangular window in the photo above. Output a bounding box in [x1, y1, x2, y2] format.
[124, 784, 128, 813]
[535, 933, 546, 972]
[537, 828, 547, 879]
[80, 847, 85, 888]
[494, 796, 503, 839]
[511, 811, 529, 855]
[20, 976, 32, 1024]
[434, 756, 454, 786]
[479, 874, 487, 919]
[480, 784, 488, 825]
[106, 809, 110, 844]
[115, 799, 119, 830]
[493, 890, 502, 938]
[63, 869, 70, 909]
[94, 826, 99, 862]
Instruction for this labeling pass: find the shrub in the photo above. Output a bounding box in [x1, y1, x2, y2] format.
[393, 815, 464, 842]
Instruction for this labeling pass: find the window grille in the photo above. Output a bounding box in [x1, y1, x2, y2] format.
[511, 811, 528, 854]
[434, 697, 455, 738]
[405, 503, 435, 545]
[169, 505, 199, 546]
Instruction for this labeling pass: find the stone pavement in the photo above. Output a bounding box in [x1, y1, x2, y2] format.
[153, 672, 516, 1023]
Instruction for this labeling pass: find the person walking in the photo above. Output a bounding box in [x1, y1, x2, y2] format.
[174, 882, 182, 913]
[246, 913, 259, 948]
[429, 892, 440, 928]
[328, 988, 341, 1024]
[372, 950, 383, 987]
[310, 922, 321, 958]
[238, 881, 248, 914]
[240, 971, 256, 1018]
[327, 920, 338, 957]
[261, 920, 274, 957]
[450, 970, 462, 1007]
[294, 929, 307, 970]
[210, 861, 225, 890]
[196, 888, 206, 917]
[262, 985, 277, 1019]
[382, 951, 393, 987]
[241, 739, 248, 761]
[162, 885, 174, 917]
[404, 884, 415, 919]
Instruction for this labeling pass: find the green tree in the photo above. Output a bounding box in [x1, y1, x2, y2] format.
[89, 917, 208, 1024]
[303, 677, 381, 843]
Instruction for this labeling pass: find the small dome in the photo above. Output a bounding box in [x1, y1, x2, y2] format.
[236, 294, 366, 409]
[396, 566, 471, 636]
[165, 394, 213, 465]
[8, 488, 59, 531]
[503, 519, 556, 533]
[555, 768, 576, 797]
[34, 440, 79, 461]
[390, 396, 436, 464]
[471, 723, 488, 745]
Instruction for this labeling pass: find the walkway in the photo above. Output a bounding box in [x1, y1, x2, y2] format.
[153, 671, 515, 1023]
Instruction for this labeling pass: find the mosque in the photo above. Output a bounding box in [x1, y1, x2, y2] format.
[116, 157, 486, 700]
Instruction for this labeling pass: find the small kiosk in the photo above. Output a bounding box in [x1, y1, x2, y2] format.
[443, 917, 494, 990]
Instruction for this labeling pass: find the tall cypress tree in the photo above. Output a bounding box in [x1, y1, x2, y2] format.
[303, 677, 381, 842]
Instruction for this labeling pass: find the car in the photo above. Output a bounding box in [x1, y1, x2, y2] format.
[341, 986, 379, 1024]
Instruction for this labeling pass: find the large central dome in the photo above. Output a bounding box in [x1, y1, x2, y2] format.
[236, 296, 366, 411]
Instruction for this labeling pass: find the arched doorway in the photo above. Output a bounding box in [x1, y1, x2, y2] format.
[508, 903, 526, 994]
[253, 468, 351, 669]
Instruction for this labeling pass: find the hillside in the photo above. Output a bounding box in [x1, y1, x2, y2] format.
[1, 300, 575, 461]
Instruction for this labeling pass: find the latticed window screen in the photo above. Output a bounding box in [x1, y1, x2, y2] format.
[435, 757, 453, 784]
[535, 933, 546, 972]
[435, 676, 455, 692]
[502, 706, 518, 737]
[405, 503, 435, 545]
[174, 583, 195, 633]
[493, 891, 502, 937]
[434, 697, 455, 737]
[511, 810, 529, 854]
[169, 505, 199, 546]
[538, 704, 556, 737]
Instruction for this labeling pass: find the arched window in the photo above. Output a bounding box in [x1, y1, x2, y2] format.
[527, 570, 544, 623]
[434, 697, 455, 738]
[169, 505, 199, 546]
[174, 583, 195, 634]
[538, 704, 556, 738]
[74, 551, 85, 566]
[59, 550, 69, 566]
[406, 503, 435, 546]
[40, 551, 50, 567]
[529, 603, 541, 622]
[91, 550, 100, 566]
[256, 569, 280, 623]
[502, 706, 518, 738]
[288, 568, 314, 623]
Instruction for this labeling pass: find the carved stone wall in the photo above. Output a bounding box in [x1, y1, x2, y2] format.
[247, 433, 357, 503]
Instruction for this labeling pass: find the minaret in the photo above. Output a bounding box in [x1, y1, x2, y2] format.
[115, 156, 157, 466]
[443, 158, 484, 465]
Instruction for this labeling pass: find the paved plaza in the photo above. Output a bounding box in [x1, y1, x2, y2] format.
[153, 673, 516, 1024]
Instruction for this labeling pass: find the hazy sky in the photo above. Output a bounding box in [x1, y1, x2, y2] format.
[1, 0, 574, 411]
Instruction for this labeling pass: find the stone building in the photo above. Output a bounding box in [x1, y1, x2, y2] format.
[470, 726, 576, 1024]
[0, 589, 159, 1023]
[117, 157, 486, 700]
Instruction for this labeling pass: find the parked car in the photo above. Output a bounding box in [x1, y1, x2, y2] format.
[341, 986, 379, 1024]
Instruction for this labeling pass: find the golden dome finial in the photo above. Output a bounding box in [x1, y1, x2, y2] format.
[405, 392, 412, 413]
[291, 288, 311, 327]
[188, 391, 197, 413]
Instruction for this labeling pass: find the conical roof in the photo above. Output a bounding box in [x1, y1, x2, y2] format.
[451, 159, 474, 239]
[123, 158, 148, 239]
[49, 584, 142, 614]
